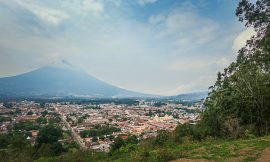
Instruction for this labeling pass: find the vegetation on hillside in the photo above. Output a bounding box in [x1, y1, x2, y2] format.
[202, 0, 270, 138]
[33, 132, 270, 162]
[80, 125, 121, 138]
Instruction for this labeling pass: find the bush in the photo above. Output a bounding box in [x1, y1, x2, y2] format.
[154, 130, 170, 146]
[155, 149, 176, 162]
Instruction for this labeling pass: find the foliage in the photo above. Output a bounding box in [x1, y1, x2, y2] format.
[92, 136, 98, 142]
[37, 125, 63, 145]
[27, 111, 34, 115]
[63, 141, 79, 150]
[77, 117, 84, 123]
[3, 102, 13, 109]
[127, 135, 139, 144]
[153, 130, 170, 146]
[0, 125, 77, 162]
[80, 125, 120, 138]
[0, 133, 35, 162]
[36, 117, 47, 124]
[35, 150, 107, 162]
[41, 110, 48, 117]
[0, 115, 11, 122]
[14, 121, 40, 131]
[110, 137, 125, 153]
[48, 116, 61, 124]
[203, 0, 270, 138]
[110, 135, 139, 153]
[153, 102, 167, 107]
[0, 134, 10, 148]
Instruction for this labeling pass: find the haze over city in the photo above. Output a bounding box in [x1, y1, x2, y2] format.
[0, 0, 255, 95]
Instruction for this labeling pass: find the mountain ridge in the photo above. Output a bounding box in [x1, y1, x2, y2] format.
[0, 66, 207, 100]
[0, 66, 153, 98]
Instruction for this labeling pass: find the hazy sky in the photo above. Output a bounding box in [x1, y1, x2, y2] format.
[0, 0, 255, 95]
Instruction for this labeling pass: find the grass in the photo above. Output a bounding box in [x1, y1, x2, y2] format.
[112, 136, 270, 162]
[164, 136, 270, 162]
[34, 136, 270, 162]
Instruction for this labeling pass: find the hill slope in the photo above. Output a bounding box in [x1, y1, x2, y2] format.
[167, 91, 208, 101]
[34, 135, 270, 162]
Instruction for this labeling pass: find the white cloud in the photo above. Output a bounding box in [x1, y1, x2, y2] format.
[232, 27, 255, 51]
[137, 0, 157, 6]
[108, 0, 121, 6]
[162, 84, 193, 95]
[161, 75, 216, 95]
[14, 0, 69, 26]
[149, 14, 165, 24]
[149, 10, 219, 49]
[83, 0, 104, 13]
[216, 57, 231, 67]
[166, 59, 211, 71]
[0, 0, 244, 95]
[166, 56, 233, 72]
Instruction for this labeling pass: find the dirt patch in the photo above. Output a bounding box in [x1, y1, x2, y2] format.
[239, 147, 254, 155]
[170, 159, 214, 162]
[227, 156, 245, 162]
[256, 148, 270, 162]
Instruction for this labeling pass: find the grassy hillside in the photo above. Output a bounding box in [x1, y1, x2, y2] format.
[168, 136, 270, 162]
[35, 135, 270, 162]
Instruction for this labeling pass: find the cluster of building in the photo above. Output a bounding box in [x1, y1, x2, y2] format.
[0, 101, 67, 145]
[0, 101, 41, 134]
[0, 100, 204, 152]
[53, 100, 203, 152]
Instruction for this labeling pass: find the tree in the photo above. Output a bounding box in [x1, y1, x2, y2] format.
[27, 111, 34, 115]
[0, 116, 11, 122]
[0, 134, 10, 148]
[99, 136, 105, 141]
[92, 137, 98, 142]
[77, 117, 84, 124]
[41, 110, 48, 117]
[36, 117, 47, 125]
[127, 135, 138, 144]
[236, 0, 269, 31]
[37, 125, 63, 145]
[14, 121, 40, 131]
[48, 117, 61, 124]
[154, 130, 169, 146]
[50, 142, 64, 156]
[110, 137, 125, 152]
[203, 0, 270, 137]
[3, 102, 12, 109]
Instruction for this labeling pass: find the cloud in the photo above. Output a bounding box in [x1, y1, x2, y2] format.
[161, 75, 216, 95]
[166, 59, 211, 71]
[0, 0, 244, 95]
[232, 27, 255, 51]
[163, 84, 194, 95]
[14, 0, 69, 26]
[137, 0, 157, 6]
[149, 9, 219, 51]
[108, 0, 122, 6]
[166, 57, 232, 72]
[216, 57, 231, 67]
[61, 59, 73, 67]
[83, 0, 104, 13]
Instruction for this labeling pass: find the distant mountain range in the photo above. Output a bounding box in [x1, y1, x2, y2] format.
[0, 67, 152, 98]
[171, 91, 208, 101]
[0, 66, 208, 100]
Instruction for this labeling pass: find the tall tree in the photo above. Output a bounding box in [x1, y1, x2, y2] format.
[203, 0, 270, 137]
